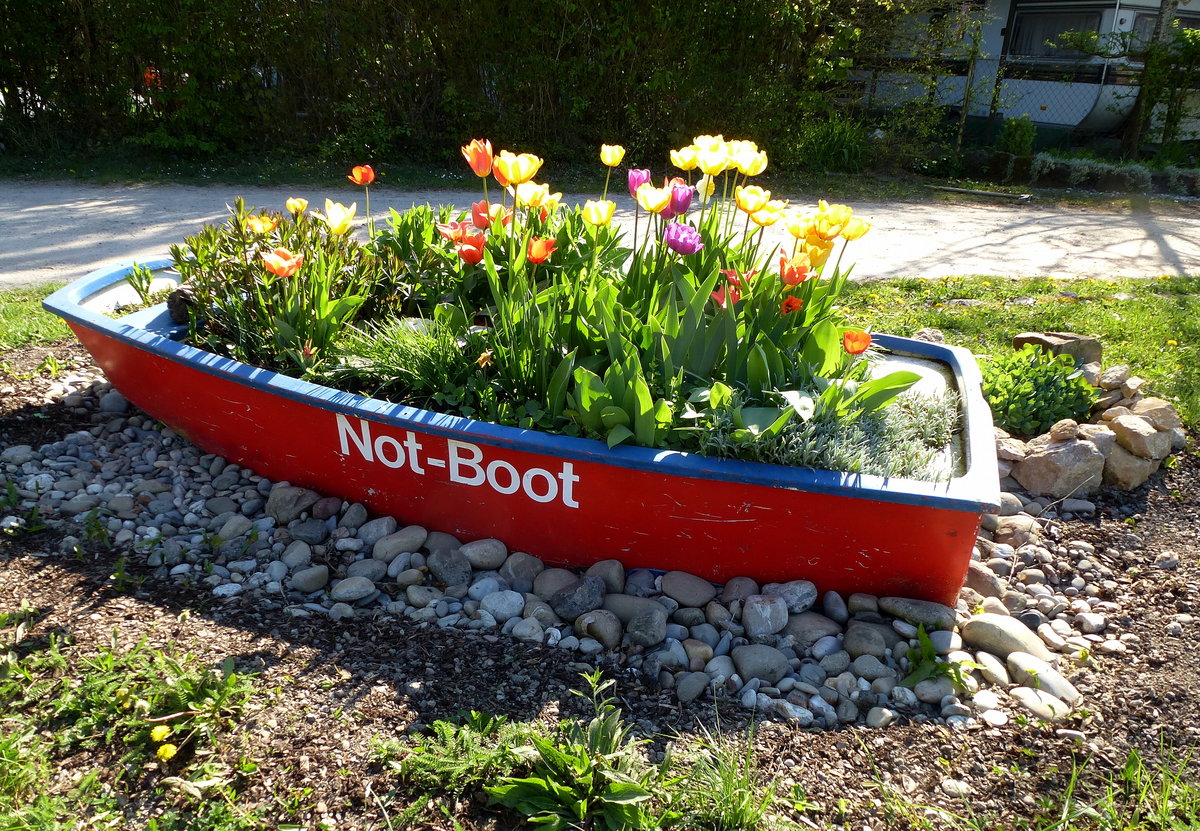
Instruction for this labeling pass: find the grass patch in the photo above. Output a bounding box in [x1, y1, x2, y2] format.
[0, 284, 71, 351]
[844, 275, 1200, 426]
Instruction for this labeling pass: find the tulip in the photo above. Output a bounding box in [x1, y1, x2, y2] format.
[668, 184, 693, 217]
[779, 250, 811, 286]
[261, 247, 304, 278]
[471, 200, 511, 230]
[493, 150, 543, 187]
[843, 330, 872, 355]
[544, 191, 562, 212]
[313, 199, 356, 235]
[285, 197, 308, 216]
[476, 349, 494, 368]
[461, 138, 494, 177]
[670, 146, 698, 171]
[457, 233, 486, 265]
[243, 214, 278, 235]
[627, 168, 652, 199]
[720, 268, 757, 287]
[636, 183, 671, 214]
[514, 181, 552, 208]
[347, 164, 375, 186]
[696, 148, 729, 176]
[582, 199, 616, 226]
[710, 284, 741, 309]
[600, 144, 626, 167]
[782, 296, 805, 315]
[841, 216, 871, 240]
[734, 185, 770, 214]
[739, 150, 768, 177]
[751, 199, 787, 228]
[814, 200, 855, 240]
[663, 222, 704, 256]
[436, 220, 472, 242]
[802, 237, 835, 268]
[527, 237, 557, 264]
[784, 212, 816, 240]
[692, 134, 725, 152]
[695, 174, 715, 204]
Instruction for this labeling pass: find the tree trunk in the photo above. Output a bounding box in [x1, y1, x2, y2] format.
[1121, 0, 1181, 157]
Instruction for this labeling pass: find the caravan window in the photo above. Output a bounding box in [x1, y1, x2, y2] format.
[1133, 12, 1200, 52]
[1008, 10, 1102, 58]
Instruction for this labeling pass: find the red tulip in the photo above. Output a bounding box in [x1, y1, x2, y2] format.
[843, 330, 872, 354]
[457, 233, 486, 264]
[710, 285, 742, 309]
[779, 250, 811, 286]
[527, 237, 557, 264]
[348, 165, 375, 186]
[436, 221, 471, 243]
[782, 296, 804, 315]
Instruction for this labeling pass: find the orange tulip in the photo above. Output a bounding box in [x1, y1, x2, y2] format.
[436, 220, 472, 243]
[471, 200, 512, 230]
[457, 232, 486, 264]
[461, 139, 494, 177]
[782, 296, 804, 315]
[347, 165, 375, 186]
[527, 237, 557, 264]
[243, 214, 279, 235]
[779, 250, 811, 286]
[843, 330, 872, 354]
[261, 247, 304, 278]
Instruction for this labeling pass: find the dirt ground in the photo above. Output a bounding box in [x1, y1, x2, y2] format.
[1, 180, 1199, 289]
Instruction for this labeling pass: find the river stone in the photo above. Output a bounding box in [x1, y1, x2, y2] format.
[373, 526, 428, 562]
[661, 571, 718, 608]
[964, 560, 1006, 598]
[1103, 445, 1160, 490]
[602, 593, 665, 624]
[511, 617, 544, 643]
[330, 575, 376, 603]
[522, 596, 562, 628]
[427, 548, 472, 587]
[676, 671, 711, 704]
[914, 676, 957, 703]
[550, 575, 605, 621]
[281, 540, 312, 569]
[851, 654, 895, 681]
[1012, 439, 1105, 498]
[762, 580, 818, 613]
[626, 607, 669, 647]
[575, 609, 622, 649]
[822, 591, 850, 623]
[0, 445, 36, 464]
[289, 565, 329, 593]
[481, 590, 525, 623]
[742, 595, 789, 637]
[879, 597, 956, 631]
[310, 496, 342, 520]
[784, 611, 843, 647]
[732, 644, 789, 685]
[354, 516, 395, 547]
[500, 552, 545, 593]
[60, 495, 101, 516]
[961, 613, 1054, 661]
[720, 576, 760, 604]
[533, 568, 579, 601]
[290, 517, 329, 544]
[346, 558, 387, 582]
[266, 485, 321, 524]
[338, 502, 369, 531]
[1010, 686, 1072, 721]
[1006, 652, 1083, 705]
[407, 585, 443, 608]
[461, 538, 508, 570]
[844, 625, 887, 659]
[578, 559, 623, 593]
[974, 650, 1011, 685]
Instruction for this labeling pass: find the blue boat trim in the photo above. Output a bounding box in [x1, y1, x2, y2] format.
[45, 261, 1002, 515]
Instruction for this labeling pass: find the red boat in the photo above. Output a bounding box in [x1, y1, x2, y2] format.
[45, 262, 1000, 605]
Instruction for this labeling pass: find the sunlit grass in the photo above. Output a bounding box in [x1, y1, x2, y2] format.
[0, 284, 70, 351]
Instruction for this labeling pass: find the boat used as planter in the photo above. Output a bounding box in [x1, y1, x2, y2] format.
[45, 261, 1000, 606]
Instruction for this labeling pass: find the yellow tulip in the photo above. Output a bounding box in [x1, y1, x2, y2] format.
[285, 197, 308, 216]
[313, 199, 357, 235]
[696, 148, 729, 177]
[493, 151, 544, 186]
[727, 139, 760, 173]
[784, 212, 816, 240]
[802, 236, 835, 268]
[514, 181, 551, 207]
[841, 216, 871, 240]
[692, 134, 726, 152]
[739, 150, 768, 176]
[751, 199, 787, 227]
[670, 146, 698, 171]
[635, 183, 671, 214]
[600, 144, 626, 167]
[734, 185, 770, 214]
[242, 214, 278, 234]
[582, 199, 616, 226]
[544, 191, 563, 212]
[695, 174, 716, 204]
[815, 200, 855, 239]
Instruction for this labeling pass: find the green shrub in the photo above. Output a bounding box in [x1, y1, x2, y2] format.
[980, 344, 1096, 436]
[995, 114, 1036, 156]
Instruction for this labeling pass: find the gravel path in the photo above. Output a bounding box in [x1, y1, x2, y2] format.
[2, 180, 1199, 289]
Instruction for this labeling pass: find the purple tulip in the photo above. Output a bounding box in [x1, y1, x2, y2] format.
[663, 222, 704, 256]
[669, 184, 693, 217]
[627, 168, 652, 199]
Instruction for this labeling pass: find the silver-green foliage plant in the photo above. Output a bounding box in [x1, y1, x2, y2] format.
[980, 344, 1095, 436]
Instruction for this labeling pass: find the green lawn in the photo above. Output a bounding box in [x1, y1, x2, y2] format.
[0, 284, 70, 351]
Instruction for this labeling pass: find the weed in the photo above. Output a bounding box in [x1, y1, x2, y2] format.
[676, 722, 778, 829]
[391, 710, 528, 796]
[901, 624, 977, 689]
[35, 353, 63, 378]
[127, 262, 156, 305]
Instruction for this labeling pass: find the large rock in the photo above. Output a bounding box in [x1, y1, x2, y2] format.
[549, 575, 606, 621]
[427, 548, 472, 587]
[992, 514, 1042, 548]
[784, 611, 843, 647]
[1012, 439, 1105, 498]
[731, 644, 789, 684]
[742, 595, 790, 637]
[1010, 686, 1071, 721]
[1012, 332, 1102, 366]
[1006, 652, 1083, 705]
[500, 552, 545, 593]
[960, 613, 1054, 661]
[602, 593, 667, 624]
[1132, 397, 1183, 431]
[460, 538, 508, 570]
[1103, 444, 1161, 490]
[964, 560, 1006, 598]
[1109, 414, 1172, 460]
[1077, 423, 1117, 457]
[761, 580, 818, 614]
[330, 575, 376, 603]
[373, 526, 429, 562]
[266, 486, 321, 524]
